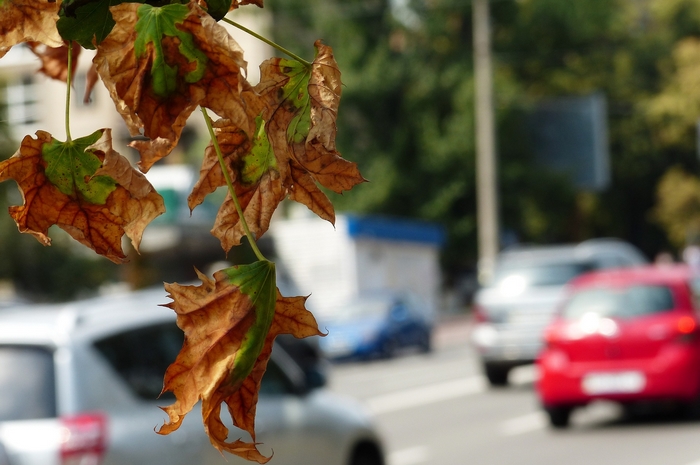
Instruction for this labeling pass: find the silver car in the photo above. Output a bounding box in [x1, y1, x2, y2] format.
[471, 238, 647, 387]
[0, 287, 385, 465]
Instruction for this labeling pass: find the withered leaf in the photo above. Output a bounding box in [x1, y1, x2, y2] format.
[28, 41, 80, 83]
[0, 0, 63, 58]
[189, 116, 287, 252]
[158, 262, 322, 462]
[0, 129, 165, 263]
[254, 41, 365, 223]
[94, 1, 250, 172]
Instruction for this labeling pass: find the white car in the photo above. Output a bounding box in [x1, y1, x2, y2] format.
[0, 287, 385, 465]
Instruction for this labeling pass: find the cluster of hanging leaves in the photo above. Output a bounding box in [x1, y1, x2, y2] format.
[0, 0, 364, 461]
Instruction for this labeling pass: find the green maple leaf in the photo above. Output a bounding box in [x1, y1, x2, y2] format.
[134, 3, 208, 97]
[42, 130, 116, 203]
[57, 0, 135, 49]
[203, 0, 232, 22]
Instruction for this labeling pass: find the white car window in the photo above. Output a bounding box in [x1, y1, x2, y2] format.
[0, 346, 56, 420]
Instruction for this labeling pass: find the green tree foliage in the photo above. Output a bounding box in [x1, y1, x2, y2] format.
[652, 165, 700, 248]
[269, 0, 700, 271]
[268, 0, 577, 275]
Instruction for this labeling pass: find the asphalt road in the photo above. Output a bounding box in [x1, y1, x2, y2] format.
[326, 316, 700, 465]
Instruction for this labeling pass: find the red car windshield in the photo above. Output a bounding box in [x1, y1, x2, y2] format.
[562, 285, 675, 320]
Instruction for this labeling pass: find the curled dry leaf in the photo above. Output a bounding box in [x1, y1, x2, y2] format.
[158, 262, 322, 462]
[27, 41, 100, 103]
[0, 129, 165, 263]
[0, 0, 63, 58]
[188, 116, 287, 251]
[94, 1, 250, 172]
[188, 42, 365, 252]
[27, 41, 80, 83]
[255, 40, 365, 223]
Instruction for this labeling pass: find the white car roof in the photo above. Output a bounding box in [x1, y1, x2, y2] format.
[497, 239, 646, 266]
[0, 287, 176, 347]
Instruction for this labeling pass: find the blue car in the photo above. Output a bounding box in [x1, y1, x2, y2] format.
[318, 292, 435, 360]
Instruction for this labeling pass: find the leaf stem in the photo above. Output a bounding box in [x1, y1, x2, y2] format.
[65, 41, 73, 143]
[200, 107, 267, 262]
[222, 17, 311, 68]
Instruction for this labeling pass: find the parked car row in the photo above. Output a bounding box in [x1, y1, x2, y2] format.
[471, 238, 700, 429]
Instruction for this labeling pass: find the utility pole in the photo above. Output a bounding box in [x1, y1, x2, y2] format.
[473, 0, 499, 283]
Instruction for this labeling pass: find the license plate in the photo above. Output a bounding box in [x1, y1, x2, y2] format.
[582, 371, 646, 395]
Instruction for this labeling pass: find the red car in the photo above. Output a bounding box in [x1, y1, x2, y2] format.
[536, 264, 700, 428]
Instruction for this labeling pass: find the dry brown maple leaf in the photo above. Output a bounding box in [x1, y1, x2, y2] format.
[255, 41, 366, 221]
[0, 129, 165, 263]
[188, 43, 366, 251]
[188, 116, 287, 252]
[94, 1, 251, 172]
[28, 41, 80, 83]
[0, 0, 63, 58]
[158, 263, 322, 462]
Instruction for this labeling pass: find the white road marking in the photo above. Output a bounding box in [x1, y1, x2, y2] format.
[389, 446, 430, 465]
[365, 376, 486, 415]
[499, 411, 547, 436]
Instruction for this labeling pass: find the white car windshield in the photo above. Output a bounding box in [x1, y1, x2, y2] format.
[490, 262, 594, 289]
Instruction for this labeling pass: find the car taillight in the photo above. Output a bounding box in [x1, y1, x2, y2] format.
[472, 304, 489, 323]
[60, 412, 107, 465]
[676, 316, 699, 343]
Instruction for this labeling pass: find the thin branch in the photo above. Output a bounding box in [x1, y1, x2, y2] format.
[223, 17, 312, 68]
[200, 107, 268, 262]
[65, 42, 73, 142]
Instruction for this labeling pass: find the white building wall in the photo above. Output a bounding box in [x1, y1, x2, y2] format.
[269, 215, 358, 318]
[0, 46, 121, 148]
[355, 238, 441, 311]
[271, 211, 444, 317]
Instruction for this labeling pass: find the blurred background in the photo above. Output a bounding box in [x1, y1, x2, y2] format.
[3, 0, 700, 464]
[4, 0, 700, 303]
